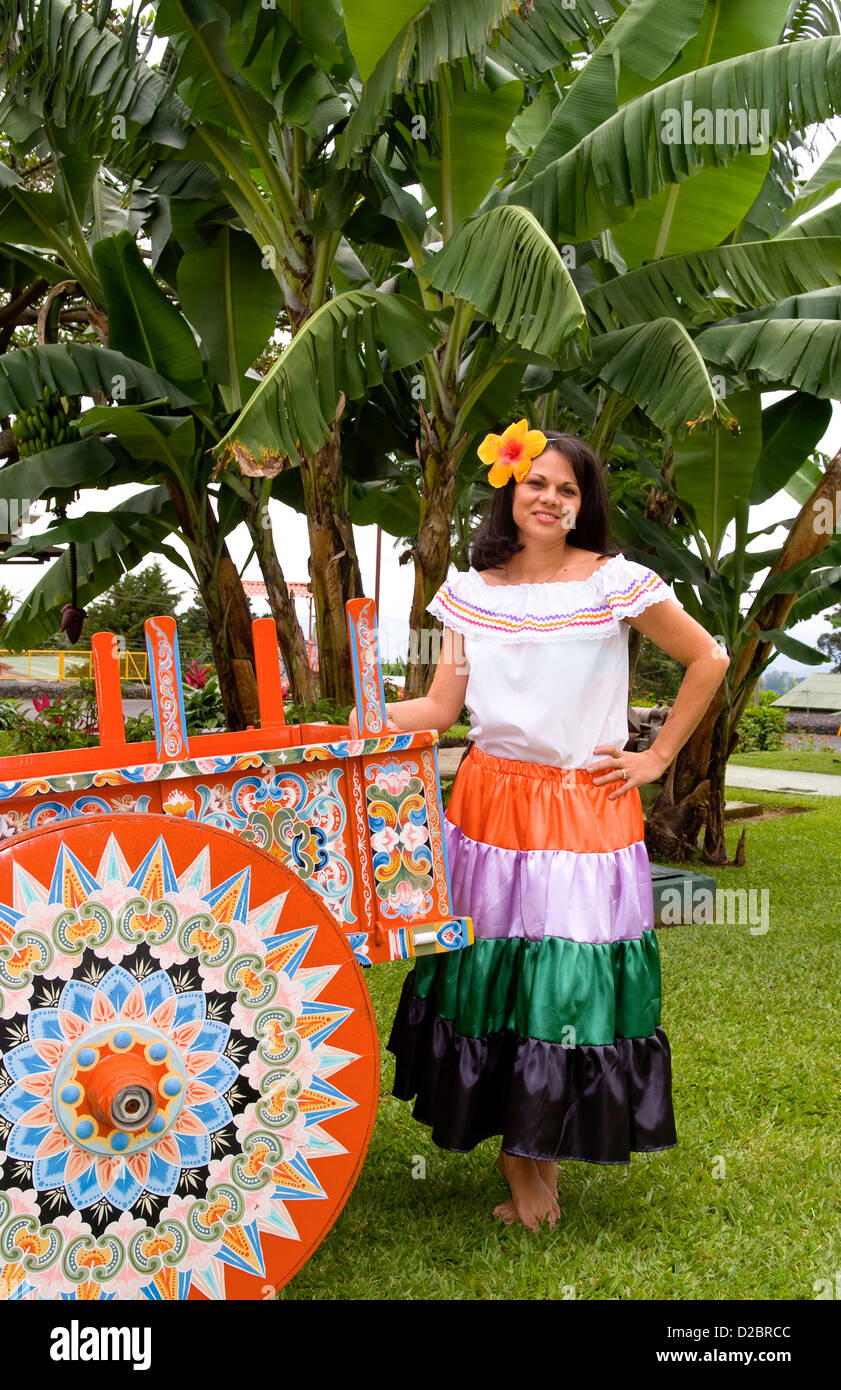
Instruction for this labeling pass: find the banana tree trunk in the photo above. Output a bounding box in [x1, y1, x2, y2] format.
[213, 548, 261, 730]
[404, 407, 464, 699]
[702, 698, 744, 867]
[163, 480, 259, 730]
[646, 448, 841, 864]
[629, 444, 678, 699]
[238, 478, 317, 706]
[644, 691, 718, 863]
[299, 402, 364, 706]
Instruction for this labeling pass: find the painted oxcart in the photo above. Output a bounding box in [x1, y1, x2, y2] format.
[0, 601, 471, 1300]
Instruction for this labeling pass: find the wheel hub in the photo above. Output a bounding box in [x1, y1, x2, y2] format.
[52, 1021, 187, 1156]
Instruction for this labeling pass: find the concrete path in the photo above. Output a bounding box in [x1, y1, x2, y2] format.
[437, 747, 469, 778]
[724, 763, 841, 797]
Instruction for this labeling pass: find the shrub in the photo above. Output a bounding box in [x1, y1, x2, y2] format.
[10, 681, 99, 754]
[284, 696, 353, 726]
[123, 711, 156, 743]
[63, 658, 93, 682]
[0, 697, 22, 730]
[439, 722, 471, 747]
[734, 702, 787, 752]
[184, 672, 225, 733]
[632, 690, 661, 709]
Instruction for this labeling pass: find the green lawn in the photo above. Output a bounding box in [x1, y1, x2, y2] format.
[281, 785, 841, 1301]
[729, 747, 841, 776]
[0, 719, 835, 1297]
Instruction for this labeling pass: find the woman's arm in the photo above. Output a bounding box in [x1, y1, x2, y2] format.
[349, 626, 469, 737]
[622, 602, 730, 773]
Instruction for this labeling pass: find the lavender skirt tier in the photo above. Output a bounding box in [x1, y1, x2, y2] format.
[444, 820, 654, 945]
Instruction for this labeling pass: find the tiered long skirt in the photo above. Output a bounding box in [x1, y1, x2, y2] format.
[388, 744, 677, 1163]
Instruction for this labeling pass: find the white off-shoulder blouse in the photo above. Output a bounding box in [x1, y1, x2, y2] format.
[426, 554, 684, 768]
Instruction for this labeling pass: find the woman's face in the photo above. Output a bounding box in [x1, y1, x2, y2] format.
[511, 448, 581, 545]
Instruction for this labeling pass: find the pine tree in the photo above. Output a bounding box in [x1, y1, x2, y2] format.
[83, 563, 180, 649]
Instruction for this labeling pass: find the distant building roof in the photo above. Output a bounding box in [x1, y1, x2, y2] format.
[242, 581, 311, 599]
[0, 533, 63, 563]
[772, 673, 841, 711]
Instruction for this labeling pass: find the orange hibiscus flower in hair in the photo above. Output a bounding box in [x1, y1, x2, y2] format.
[477, 419, 548, 487]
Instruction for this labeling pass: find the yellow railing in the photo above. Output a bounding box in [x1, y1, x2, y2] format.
[0, 649, 149, 682]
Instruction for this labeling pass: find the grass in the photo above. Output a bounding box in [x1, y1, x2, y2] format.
[729, 747, 841, 776]
[0, 711, 835, 1297]
[439, 722, 471, 746]
[280, 784, 841, 1301]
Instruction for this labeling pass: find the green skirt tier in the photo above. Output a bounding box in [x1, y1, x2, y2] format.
[411, 929, 663, 1047]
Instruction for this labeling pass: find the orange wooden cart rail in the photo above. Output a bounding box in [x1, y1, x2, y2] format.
[0, 606, 472, 967]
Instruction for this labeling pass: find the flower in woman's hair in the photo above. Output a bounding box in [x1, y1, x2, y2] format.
[477, 419, 548, 487]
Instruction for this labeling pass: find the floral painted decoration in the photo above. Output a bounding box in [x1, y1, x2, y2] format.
[477, 419, 548, 487]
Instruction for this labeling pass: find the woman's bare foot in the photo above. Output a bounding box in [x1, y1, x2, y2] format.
[493, 1150, 560, 1232]
[536, 1160, 559, 1198]
[492, 1197, 520, 1225]
[492, 1155, 518, 1224]
[496, 1152, 560, 1201]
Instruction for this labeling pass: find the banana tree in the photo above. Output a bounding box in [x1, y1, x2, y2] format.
[149, 0, 604, 701]
[0, 0, 318, 711]
[485, 0, 841, 861]
[152, 0, 620, 699]
[287, 0, 616, 695]
[0, 226, 268, 727]
[0, 8, 328, 713]
[498, 0, 839, 439]
[0, 323, 266, 728]
[614, 395, 841, 863]
[326, 0, 841, 692]
[124, 0, 371, 703]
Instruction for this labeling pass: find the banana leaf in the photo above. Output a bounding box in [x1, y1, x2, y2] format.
[213, 289, 440, 473]
[1, 487, 182, 649]
[515, 38, 841, 245]
[584, 237, 841, 333]
[0, 343, 200, 414]
[421, 204, 586, 359]
[93, 230, 210, 403]
[588, 319, 720, 431]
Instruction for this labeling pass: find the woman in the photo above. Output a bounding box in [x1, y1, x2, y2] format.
[353, 424, 729, 1233]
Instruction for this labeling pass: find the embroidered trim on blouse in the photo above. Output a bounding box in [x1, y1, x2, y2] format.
[426, 559, 681, 643]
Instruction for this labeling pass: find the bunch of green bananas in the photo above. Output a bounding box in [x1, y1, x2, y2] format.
[12, 384, 74, 457]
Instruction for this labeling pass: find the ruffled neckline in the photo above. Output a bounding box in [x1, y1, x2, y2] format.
[427, 554, 677, 644]
[467, 554, 623, 591]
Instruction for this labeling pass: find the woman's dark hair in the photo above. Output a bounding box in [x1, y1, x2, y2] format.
[469, 431, 623, 572]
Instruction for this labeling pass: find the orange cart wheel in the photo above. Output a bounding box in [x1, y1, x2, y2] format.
[0, 815, 378, 1300]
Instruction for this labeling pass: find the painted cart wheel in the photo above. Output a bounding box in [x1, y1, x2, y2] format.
[0, 814, 378, 1300]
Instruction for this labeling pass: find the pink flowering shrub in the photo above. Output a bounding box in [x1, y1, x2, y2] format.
[184, 659, 210, 689]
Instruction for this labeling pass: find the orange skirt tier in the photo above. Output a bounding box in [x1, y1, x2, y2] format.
[446, 743, 645, 852]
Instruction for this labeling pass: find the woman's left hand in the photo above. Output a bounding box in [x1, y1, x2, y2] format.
[587, 745, 667, 799]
